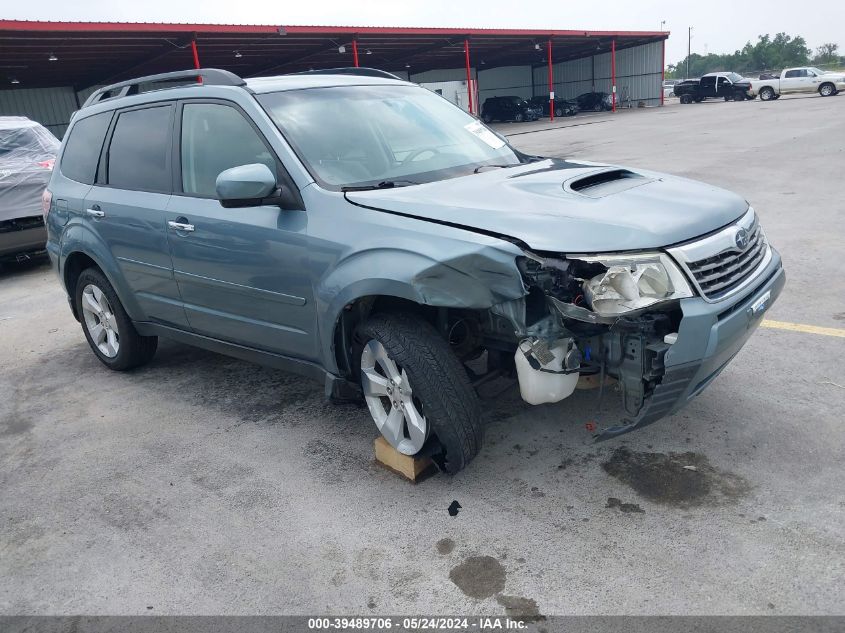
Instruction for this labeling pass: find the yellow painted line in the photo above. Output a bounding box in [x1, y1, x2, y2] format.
[761, 320, 845, 338]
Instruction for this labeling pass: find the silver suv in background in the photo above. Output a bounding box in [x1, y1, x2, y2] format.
[45, 68, 785, 473]
[0, 117, 59, 262]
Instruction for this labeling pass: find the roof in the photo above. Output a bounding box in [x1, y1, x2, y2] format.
[0, 20, 668, 89]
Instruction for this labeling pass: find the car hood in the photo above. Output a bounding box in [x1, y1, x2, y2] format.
[345, 159, 749, 252]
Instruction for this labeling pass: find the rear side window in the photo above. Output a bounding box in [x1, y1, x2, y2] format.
[60, 112, 111, 184]
[107, 106, 172, 192]
[180, 103, 275, 197]
[785, 70, 800, 78]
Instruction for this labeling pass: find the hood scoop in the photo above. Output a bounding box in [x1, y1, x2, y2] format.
[566, 168, 652, 198]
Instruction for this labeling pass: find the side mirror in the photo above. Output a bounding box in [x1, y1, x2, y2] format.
[216, 163, 278, 208]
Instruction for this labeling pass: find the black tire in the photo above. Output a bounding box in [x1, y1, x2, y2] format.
[680, 94, 692, 104]
[356, 312, 483, 474]
[514, 113, 524, 122]
[593, 103, 602, 112]
[482, 113, 493, 124]
[734, 91, 747, 102]
[759, 87, 775, 101]
[554, 107, 563, 117]
[819, 83, 835, 97]
[75, 267, 157, 371]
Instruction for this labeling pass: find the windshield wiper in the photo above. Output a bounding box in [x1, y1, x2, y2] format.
[341, 179, 419, 192]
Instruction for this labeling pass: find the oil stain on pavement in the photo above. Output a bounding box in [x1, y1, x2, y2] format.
[448, 556, 506, 599]
[602, 447, 751, 507]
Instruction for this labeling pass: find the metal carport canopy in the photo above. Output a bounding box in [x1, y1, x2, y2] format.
[0, 21, 667, 89]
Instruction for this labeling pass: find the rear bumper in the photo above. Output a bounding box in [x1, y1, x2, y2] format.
[0, 218, 47, 259]
[599, 249, 785, 437]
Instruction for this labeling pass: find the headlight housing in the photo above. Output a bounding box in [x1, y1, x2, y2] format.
[574, 252, 693, 316]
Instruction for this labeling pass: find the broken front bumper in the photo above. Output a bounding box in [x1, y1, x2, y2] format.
[597, 248, 785, 439]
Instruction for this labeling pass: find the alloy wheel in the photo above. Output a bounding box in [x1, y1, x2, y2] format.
[360, 339, 428, 455]
[81, 283, 120, 358]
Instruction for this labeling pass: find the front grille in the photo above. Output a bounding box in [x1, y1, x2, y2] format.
[686, 222, 767, 300]
[667, 208, 772, 303]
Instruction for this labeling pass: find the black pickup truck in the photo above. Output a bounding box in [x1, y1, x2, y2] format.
[674, 72, 755, 103]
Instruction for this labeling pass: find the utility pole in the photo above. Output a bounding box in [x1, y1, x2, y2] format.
[660, 20, 666, 32]
[687, 26, 693, 79]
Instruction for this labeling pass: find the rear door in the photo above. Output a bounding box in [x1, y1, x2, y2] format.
[781, 69, 806, 93]
[83, 103, 189, 328]
[164, 99, 316, 359]
[700, 76, 717, 97]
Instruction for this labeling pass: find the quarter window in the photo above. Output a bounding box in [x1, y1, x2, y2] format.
[180, 103, 275, 197]
[60, 112, 111, 184]
[107, 106, 172, 192]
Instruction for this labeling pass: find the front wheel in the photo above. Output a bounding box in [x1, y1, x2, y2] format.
[819, 83, 835, 97]
[75, 268, 157, 370]
[356, 313, 483, 474]
[554, 107, 563, 117]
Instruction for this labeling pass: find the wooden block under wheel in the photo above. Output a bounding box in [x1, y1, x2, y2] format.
[374, 437, 433, 482]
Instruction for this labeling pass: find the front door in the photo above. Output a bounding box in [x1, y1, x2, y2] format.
[165, 100, 317, 360]
[84, 103, 188, 328]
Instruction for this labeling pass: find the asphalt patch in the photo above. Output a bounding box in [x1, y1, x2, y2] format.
[606, 497, 645, 513]
[602, 447, 751, 507]
[449, 556, 506, 599]
[495, 595, 544, 622]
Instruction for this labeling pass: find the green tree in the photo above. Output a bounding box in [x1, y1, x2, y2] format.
[812, 43, 839, 65]
[665, 32, 812, 78]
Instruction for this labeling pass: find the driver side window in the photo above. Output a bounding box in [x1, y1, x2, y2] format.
[180, 103, 276, 197]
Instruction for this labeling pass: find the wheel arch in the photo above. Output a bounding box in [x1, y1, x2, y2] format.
[317, 247, 526, 377]
[59, 223, 144, 321]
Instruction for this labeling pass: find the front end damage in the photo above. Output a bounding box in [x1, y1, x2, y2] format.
[488, 250, 690, 439]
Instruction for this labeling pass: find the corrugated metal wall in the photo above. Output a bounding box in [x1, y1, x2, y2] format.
[477, 65, 533, 102]
[532, 40, 663, 106]
[0, 87, 79, 138]
[0, 40, 662, 137]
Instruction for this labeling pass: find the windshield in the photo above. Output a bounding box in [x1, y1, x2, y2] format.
[726, 72, 743, 82]
[807, 67, 825, 75]
[257, 85, 524, 188]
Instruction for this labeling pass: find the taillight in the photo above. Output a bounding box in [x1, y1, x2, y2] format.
[41, 189, 52, 221]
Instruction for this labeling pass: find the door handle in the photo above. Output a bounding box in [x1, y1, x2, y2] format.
[86, 205, 105, 218]
[168, 220, 195, 233]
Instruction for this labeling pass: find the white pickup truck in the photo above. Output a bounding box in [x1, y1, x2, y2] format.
[752, 67, 845, 101]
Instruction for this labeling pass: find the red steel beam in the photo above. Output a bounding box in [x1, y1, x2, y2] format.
[352, 38, 359, 67]
[661, 38, 665, 106]
[0, 21, 667, 39]
[464, 39, 474, 115]
[547, 39, 554, 122]
[190, 39, 200, 69]
[611, 38, 616, 112]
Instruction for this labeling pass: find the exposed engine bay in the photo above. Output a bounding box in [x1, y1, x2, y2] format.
[463, 250, 687, 427]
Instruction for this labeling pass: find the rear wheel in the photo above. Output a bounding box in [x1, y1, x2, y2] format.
[734, 91, 747, 102]
[356, 312, 483, 474]
[680, 94, 693, 104]
[554, 107, 563, 117]
[482, 113, 493, 124]
[514, 113, 524, 122]
[75, 268, 157, 371]
[819, 83, 835, 97]
[759, 87, 775, 101]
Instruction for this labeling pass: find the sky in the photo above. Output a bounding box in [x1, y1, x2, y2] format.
[2, 0, 843, 65]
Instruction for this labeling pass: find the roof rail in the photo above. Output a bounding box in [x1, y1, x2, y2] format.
[287, 67, 403, 80]
[81, 68, 246, 108]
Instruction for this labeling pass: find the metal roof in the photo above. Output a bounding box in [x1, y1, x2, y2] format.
[0, 20, 668, 89]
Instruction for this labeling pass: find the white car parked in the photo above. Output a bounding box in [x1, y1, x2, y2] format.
[751, 67, 845, 101]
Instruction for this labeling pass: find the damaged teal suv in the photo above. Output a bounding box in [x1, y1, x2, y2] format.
[45, 68, 785, 473]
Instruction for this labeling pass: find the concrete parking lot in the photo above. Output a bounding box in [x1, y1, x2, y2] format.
[1, 94, 843, 616]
